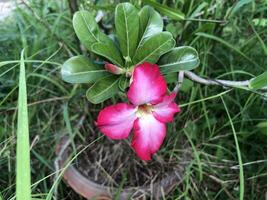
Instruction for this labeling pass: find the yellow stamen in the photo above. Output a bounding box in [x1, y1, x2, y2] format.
[136, 104, 154, 118]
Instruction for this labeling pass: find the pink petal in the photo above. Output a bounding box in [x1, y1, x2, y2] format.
[132, 114, 166, 160]
[127, 62, 167, 106]
[153, 93, 181, 123]
[96, 103, 137, 139]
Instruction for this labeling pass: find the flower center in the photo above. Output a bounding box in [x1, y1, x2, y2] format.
[136, 104, 154, 118]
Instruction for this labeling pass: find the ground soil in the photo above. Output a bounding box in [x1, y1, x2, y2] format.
[74, 136, 182, 188]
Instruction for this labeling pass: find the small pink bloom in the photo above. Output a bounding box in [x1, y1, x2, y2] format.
[96, 62, 181, 160]
[104, 62, 124, 74]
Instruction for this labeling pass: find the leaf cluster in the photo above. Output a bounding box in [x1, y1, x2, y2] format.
[61, 3, 200, 104]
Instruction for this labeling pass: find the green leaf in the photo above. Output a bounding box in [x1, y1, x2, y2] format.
[91, 40, 124, 67]
[73, 10, 102, 50]
[61, 56, 109, 84]
[16, 50, 31, 200]
[142, 0, 185, 21]
[249, 71, 267, 90]
[138, 5, 163, 44]
[133, 32, 175, 65]
[115, 3, 139, 61]
[73, 11, 123, 67]
[159, 46, 200, 74]
[86, 75, 120, 104]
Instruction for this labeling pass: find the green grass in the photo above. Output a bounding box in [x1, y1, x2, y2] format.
[16, 50, 32, 200]
[0, 0, 267, 199]
[221, 96, 244, 200]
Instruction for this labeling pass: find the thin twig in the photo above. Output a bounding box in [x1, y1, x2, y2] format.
[231, 159, 267, 169]
[173, 71, 185, 93]
[182, 71, 267, 91]
[184, 71, 249, 87]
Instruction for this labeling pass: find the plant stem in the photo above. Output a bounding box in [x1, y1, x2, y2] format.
[182, 71, 267, 91]
[173, 71, 184, 93]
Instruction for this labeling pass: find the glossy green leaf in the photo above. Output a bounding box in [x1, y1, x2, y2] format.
[73, 11, 124, 67]
[159, 46, 200, 74]
[115, 3, 139, 61]
[138, 5, 163, 44]
[61, 56, 109, 84]
[86, 75, 120, 104]
[91, 40, 124, 67]
[73, 10, 102, 50]
[249, 71, 267, 90]
[133, 32, 175, 65]
[142, 0, 185, 21]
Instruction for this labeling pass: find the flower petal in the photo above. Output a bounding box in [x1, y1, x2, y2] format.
[153, 93, 180, 123]
[96, 103, 137, 139]
[132, 114, 166, 160]
[127, 62, 167, 106]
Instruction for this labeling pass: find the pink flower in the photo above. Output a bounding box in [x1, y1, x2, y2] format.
[96, 62, 181, 160]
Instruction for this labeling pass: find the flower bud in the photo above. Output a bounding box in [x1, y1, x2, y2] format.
[104, 62, 124, 74]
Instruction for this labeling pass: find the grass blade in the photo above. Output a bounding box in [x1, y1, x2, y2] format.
[142, 0, 185, 20]
[184, 130, 203, 181]
[16, 49, 32, 200]
[221, 96, 244, 200]
[196, 32, 260, 69]
[249, 71, 267, 90]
